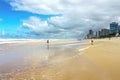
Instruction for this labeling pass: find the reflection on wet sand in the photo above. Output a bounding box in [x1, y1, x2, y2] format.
[0, 39, 116, 80]
[13, 57, 109, 80]
[0, 40, 87, 79]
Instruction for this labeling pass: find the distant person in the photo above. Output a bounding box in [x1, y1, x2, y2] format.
[109, 36, 111, 40]
[47, 40, 49, 49]
[91, 39, 94, 45]
[47, 40, 49, 44]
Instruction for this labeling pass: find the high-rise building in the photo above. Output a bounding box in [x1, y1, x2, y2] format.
[86, 29, 94, 39]
[118, 25, 120, 34]
[100, 29, 109, 37]
[89, 29, 94, 39]
[98, 31, 101, 37]
[95, 31, 100, 38]
[89, 30, 93, 35]
[110, 22, 119, 34]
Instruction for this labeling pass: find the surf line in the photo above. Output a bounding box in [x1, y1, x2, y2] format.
[79, 46, 90, 52]
[50, 46, 91, 64]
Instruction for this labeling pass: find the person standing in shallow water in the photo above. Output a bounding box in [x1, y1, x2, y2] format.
[47, 40, 49, 49]
[91, 39, 94, 45]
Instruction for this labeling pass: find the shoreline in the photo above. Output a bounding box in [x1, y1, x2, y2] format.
[0, 39, 88, 80]
[1, 39, 120, 80]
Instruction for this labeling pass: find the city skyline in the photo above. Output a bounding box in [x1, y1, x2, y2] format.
[86, 22, 120, 39]
[1, 0, 120, 38]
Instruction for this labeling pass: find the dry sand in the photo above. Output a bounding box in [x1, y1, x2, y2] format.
[83, 38, 120, 80]
[1, 39, 120, 80]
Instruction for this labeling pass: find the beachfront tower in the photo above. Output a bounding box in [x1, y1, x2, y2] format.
[88, 29, 94, 39]
[101, 29, 110, 37]
[110, 22, 119, 34]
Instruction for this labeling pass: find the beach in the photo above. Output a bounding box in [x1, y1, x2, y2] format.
[0, 39, 87, 80]
[83, 38, 120, 80]
[0, 39, 120, 80]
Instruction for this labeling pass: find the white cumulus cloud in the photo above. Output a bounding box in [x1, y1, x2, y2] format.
[21, 16, 81, 38]
[9, 0, 120, 38]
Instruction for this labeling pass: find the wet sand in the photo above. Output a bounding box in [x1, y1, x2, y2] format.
[0, 40, 87, 80]
[0, 39, 120, 80]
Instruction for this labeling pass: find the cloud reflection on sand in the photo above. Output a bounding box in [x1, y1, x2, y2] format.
[0, 39, 89, 80]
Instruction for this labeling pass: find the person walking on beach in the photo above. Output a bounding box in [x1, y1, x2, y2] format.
[47, 40, 49, 44]
[47, 40, 49, 49]
[91, 39, 94, 45]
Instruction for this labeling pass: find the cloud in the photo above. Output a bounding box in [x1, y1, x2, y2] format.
[21, 16, 77, 38]
[10, 0, 62, 14]
[9, 0, 120, 38]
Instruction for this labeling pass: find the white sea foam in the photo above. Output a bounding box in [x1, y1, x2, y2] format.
[0, 39, 34, 44]
[0, 38, 78, 44]
[79, 46, 90, 52]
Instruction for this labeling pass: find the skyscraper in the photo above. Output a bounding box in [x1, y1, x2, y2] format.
[118, 25, 120, 34]
[110, 22, 119, 34]
[101, 29, 109, 37]
[87, 29, 94, 39]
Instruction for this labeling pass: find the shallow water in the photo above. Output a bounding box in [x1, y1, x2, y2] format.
[0, 41, 87, 74]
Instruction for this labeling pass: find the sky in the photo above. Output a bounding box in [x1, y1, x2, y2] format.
[0, 0, 120, 39]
